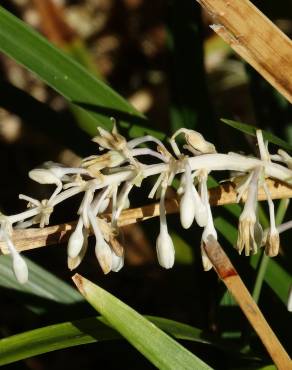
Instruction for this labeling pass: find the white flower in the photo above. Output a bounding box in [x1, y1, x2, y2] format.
[237, 168, 262, 256]
[170, 128, 216, 156]
[92, 125, 127, 151]
[200, 242, 213, 271]
[265, 228, 280, 257]
[156, 228, 175, 269]
[180, 162, 196, 229]
[262, 182, 279, 257]
[180, 163, 208, 229]
[67, 218, 84, 259]
[67, 229, 89, 271]
[196, 170, 217, 271]
[277, 149, 292, 169]
[95, 239, 113, 274]
[12, 251, 29, 284]
[156, 178, 175, 269]
[2, 125, 292, 280]
[81, 151, 125, 176]
[184, 130, 216, 154]
[0, 228, 28, 284]
[111, 251, 124, 272]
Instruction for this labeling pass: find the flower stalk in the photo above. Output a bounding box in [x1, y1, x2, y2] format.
[0, 126, 291, 282]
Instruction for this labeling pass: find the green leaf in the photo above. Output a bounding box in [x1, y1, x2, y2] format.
[170, 232, 194, 265]
[0, 315, 212, 366]
[0, 255, 83, 314]
[0, 6, 146, 136]
[221, 119, 292, 152]
[260, 258, 292, 304]
[214, 217, 238, 246]
[73, 274, 213, 370]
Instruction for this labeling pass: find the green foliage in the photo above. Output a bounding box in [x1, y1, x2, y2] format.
[73, 274, 213, 370]
[221, 119, 292, 152]
[0, 255, 83, 314]
[0, 315, 210, 366]
[0, 5, 145, 136]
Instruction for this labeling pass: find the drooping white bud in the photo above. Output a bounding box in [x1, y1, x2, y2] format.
[67, 219, 84, 259]
[180, 163, 196, 229]
[29, 168, 59, 185]
[95, 240, 113, 274]
[156, 229, 175, 269]
[1, 230, 28, 284]
[12, 252, 28, 284]
[111, 251, 124, 272]
[194, 194, 208, 227]
[200, 243, 213, 271]
[180, 163, 208, 229]
[180, 193, 194, 229]
[67, 229, 88, 271]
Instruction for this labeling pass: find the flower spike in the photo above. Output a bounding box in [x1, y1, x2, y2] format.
[1, 124, 292, 282]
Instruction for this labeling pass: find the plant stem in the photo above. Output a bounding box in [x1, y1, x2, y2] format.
[203, 237, 291, 369]
[196, 0, 292, 103]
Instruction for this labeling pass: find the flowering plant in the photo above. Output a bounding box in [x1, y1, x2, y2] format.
[1, 124, 291, 284]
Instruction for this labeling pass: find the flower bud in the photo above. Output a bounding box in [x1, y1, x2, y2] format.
[180, 164, 196, 229]
[265, 229, 280, 257]
[111, 251, 124, 272]
[12, 252, 28, 284]
[156, 229, 175, 269]
[180, 186, 196, 229]
[67, 223, 84, 259]
[67, 230, 88, 271]
[109, 236, 124, 257]
[200, 243, 213, 271]
[95, 240, 112, 274]
[185, 130, 216, 154]
[29, 168, 59, 185]
[195, 203, 208, 228]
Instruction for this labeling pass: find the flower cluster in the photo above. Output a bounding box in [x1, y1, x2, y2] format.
[1, 124, 292, 284]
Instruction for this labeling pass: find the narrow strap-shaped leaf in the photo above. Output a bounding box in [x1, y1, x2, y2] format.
[0, 255, 83, 314]
[73, 274, 213, 370]
[0, 6, 145, 133]
[0, 315, 211, 366]
[221, 119, 292, 152]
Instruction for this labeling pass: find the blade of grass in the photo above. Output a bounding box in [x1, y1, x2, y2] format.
[0, 315, 211, 366]
[0, 6, 145, 135]
[73, 274, 213, 370]
[221, 119, 292, 152]
[0, 255, 83, 314]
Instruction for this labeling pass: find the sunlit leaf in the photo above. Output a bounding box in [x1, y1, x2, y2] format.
[73, 274, 213, 370]
[0, 5, 145, 136]
[0, 315, 213, 366]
